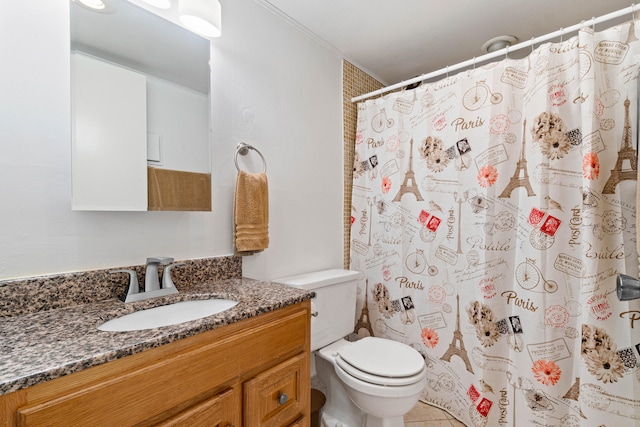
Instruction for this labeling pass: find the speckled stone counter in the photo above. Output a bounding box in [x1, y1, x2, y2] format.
[0, 256, 243, 318]
[0, 258, 313, 396]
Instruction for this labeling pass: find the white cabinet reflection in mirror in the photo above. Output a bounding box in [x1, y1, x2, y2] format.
[71, 53, 148, 211]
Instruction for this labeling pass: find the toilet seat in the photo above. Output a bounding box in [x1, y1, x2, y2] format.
[336, 357, 427, 386]
[336, 337, 426, 386]
[334, 360, 427, 399]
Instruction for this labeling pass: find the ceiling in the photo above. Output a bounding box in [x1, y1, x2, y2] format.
[262, 0, 634, 86]
[71, 0, 635, 95]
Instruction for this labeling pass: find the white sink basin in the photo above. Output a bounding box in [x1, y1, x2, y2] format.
[98, 299, 238, 332]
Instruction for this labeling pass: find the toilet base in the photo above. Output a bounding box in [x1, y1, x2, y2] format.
[321, 412, 404, 427]
[364, 414, 404, 427]
[316, 349, 365, 427]
[321, 411, 362, 427]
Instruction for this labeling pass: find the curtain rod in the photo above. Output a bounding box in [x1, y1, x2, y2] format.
[351, 5, 636, 103]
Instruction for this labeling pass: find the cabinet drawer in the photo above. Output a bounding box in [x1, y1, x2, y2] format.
[156, 387, 240, 427]
[244, 352, 309, 427]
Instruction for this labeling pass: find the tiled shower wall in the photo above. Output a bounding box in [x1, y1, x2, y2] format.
[342, 61, 383, 268]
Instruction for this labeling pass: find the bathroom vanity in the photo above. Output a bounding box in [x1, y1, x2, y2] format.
[0, 268, 312, 427]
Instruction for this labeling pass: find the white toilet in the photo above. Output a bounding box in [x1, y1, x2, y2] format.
[275, 269, 427, 427]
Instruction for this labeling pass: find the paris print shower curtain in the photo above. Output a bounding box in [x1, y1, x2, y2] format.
[351, 20, 640, 427]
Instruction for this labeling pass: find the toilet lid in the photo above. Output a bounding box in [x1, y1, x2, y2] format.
[337, 337, 425, 379]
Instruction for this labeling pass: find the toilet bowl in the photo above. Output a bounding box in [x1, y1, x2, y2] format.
[318, 337, 426, 427]
[275, 270, 427, 427]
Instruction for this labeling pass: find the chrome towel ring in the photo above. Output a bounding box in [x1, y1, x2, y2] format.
[234, 142, 267, 173]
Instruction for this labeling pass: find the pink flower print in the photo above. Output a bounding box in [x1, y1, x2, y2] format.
[582, 152, 600, 180]
[386, 135, 400, 151]
[421, 327, 439, 348]
[381, 176, 392, 194]
[382, 265, 392, 281]
[477, 165, 498, 188]
[532, 359, 561, 386]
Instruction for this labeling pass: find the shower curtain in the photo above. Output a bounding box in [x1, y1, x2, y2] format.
[351, 20, 640, 427]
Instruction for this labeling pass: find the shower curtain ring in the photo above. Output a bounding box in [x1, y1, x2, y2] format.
[592, 17, 596, 31]
[446, 65, 449, 78]
[505, 46, 509, 60]
[473, 57, 476, 71]
[560, 27, 563, 43]
[531, 37, 535, 54]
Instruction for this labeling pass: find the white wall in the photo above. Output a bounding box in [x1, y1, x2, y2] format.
[147, 77, 210, 173]
[0, 0, 344, 281]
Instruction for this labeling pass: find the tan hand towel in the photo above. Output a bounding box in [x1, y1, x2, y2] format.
[234, 170, 269, 254]
[147, 167, 211, 211]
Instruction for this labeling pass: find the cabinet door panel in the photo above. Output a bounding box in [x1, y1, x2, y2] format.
[156, 387, 240, 427]
[244, 353, 309, 427]
[287, 417, 306, 427]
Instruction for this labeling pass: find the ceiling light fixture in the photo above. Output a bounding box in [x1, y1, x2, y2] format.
[74, 0, 116, 13]
[77, 0, 107, 10]
[179, 0, 222, 38]
[140, 0, 172, 9]
[481, 35, 518, 53]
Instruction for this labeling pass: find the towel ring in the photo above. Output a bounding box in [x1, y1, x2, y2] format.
[235, 142, 267, 173]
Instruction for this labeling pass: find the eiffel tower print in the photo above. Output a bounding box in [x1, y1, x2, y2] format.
[441, 294, 474, 374]
[603, 97, 637, 194]
[563, 377, 580, 401]
[562, 377, 586, 418]
[354, 279, 374, 337]
[393, 138, 424, 202]
[499, 119, 536, 198]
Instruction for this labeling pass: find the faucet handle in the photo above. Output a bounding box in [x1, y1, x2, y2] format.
[109, 269, 139, 302]
[144, 257, 173, 292]
[162, 263, 186, 289]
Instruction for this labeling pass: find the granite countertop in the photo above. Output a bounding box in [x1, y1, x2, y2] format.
[0, 278, 313, 396]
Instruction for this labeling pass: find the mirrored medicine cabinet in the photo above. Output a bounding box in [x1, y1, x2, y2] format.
[70, 0, 212, 211]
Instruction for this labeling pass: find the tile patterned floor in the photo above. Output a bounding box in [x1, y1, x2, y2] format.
[405, 401, 466, 427]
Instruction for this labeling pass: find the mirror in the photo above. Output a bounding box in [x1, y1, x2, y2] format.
[70, 0, 212, 211]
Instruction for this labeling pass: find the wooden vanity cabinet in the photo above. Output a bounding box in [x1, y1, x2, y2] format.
[0, 301, 311, 427]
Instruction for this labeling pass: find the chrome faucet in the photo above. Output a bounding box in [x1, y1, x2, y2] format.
[110, 257, 184, 303]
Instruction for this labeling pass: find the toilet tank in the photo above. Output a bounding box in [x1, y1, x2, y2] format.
[274, 269, 359, 351]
